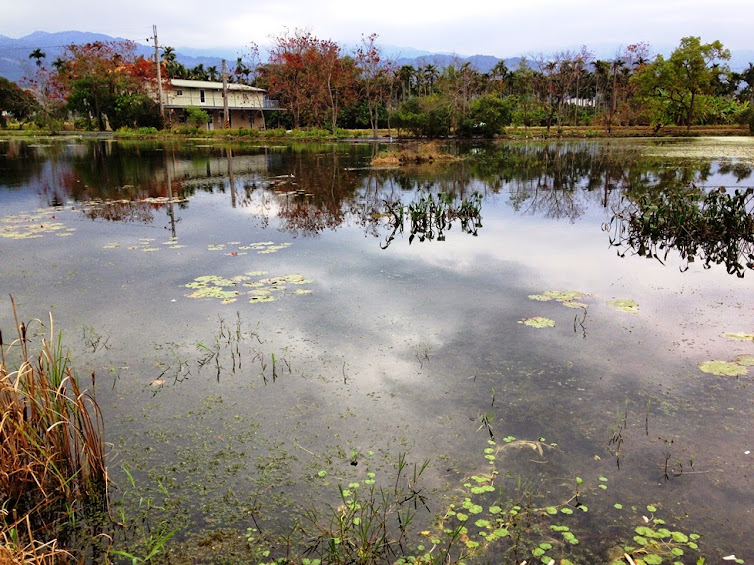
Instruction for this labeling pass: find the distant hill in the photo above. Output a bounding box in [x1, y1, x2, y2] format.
[0, 30, 522, 82]
[1, 30, 751, 84]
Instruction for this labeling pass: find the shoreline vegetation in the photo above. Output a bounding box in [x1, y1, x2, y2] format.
[0, 124, 750, 142]
[0, 300, 107, 564]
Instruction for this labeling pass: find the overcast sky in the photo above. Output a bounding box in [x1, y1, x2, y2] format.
[3, 0, 752, 58]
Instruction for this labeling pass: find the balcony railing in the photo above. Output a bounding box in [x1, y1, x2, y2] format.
[263, 98, 280, 109]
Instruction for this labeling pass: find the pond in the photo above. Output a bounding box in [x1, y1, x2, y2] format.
[1, 136, 753, 564]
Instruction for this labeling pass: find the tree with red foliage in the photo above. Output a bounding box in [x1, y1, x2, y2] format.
[54, 41, 163, 130]
[259, 29, 357, 130]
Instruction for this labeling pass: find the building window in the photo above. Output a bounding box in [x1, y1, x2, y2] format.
[200, 90, 205, 103]
[176, 89, 183, 96]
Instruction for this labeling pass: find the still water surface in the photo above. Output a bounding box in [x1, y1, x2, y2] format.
[1, 137, 753, 561]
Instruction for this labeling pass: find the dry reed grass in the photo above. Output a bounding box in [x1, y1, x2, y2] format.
[371, 141, 460, 166]
[0, 297, 107, 563]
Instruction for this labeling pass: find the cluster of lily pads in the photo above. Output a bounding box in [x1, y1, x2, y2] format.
[103, 237, 185, 252]
[0, 210, 75, 240]
[528, 290, 589, 309]
[207, 241, 292, 255]
[185, 271, 313, 305]
[696, 331, 754, 376]
[520, 290, 641, 329]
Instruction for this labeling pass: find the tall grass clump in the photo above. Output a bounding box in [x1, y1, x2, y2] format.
[1, 297, 107, 559]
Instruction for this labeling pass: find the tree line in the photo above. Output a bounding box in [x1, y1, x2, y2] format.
[3, 31, 753, 135]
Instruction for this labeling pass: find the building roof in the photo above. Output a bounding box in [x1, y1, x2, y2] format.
[168, 78, 265, 92]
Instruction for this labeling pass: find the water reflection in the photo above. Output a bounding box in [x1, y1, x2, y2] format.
[608, 186, 754, 277]
[3, 138, 754, 560]
[380, 191, 483, 249]
[3, 138, 752, 266]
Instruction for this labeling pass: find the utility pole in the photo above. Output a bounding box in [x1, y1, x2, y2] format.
[152, 25, 165, 123]
[221, 59, 230, 129]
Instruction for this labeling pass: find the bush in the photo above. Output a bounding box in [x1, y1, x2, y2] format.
[392, 95, 452, 138]
[737, 106, 754, 133]
[186, 106, 210, 128]
[457, 94, 514, 138]
[174, 125, 202, 135]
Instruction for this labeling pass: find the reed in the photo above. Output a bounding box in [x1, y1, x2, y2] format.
[0, 297, 107, 560]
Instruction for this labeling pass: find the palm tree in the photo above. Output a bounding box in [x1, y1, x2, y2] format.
[51, 57, 66, 72]
[397, 65, 414, 100]
[161, 46, 177, 64]
[28, 48, 46, 68]
[423, 64, 438, 95]
[191, 64, 207, 80]
[235, 57, 252, 84]
[207, 66, 219, 81]
[740, 63, 754, 104]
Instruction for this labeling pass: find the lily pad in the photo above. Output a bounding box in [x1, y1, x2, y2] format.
[562, 301, 588, 309]
[698, 360, 748, 377]
[608, 299, 639, 313]
[529, 290, 585, 303]
[518, 317, 555, 328]
[724, 332, 754, 341]
[733, 354, 754, 367]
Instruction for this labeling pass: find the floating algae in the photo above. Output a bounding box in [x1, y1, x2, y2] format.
[608, 299, 639, 313]
[518, 317, 555, 328]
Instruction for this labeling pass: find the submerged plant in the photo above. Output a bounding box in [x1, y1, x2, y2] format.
[302, 453, 431, 564]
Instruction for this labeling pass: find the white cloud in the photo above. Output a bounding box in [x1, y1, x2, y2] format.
[2, 0, 752, 57]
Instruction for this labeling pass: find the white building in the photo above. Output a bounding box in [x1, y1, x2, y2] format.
[161, 79, 281, 130]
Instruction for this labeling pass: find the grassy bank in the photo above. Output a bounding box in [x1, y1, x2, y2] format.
[1, 124, 750, 142]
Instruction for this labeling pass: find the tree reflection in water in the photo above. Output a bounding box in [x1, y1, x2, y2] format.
[607, 186, 754, 277]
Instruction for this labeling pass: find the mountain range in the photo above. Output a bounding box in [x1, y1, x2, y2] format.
[1, 30, 751, 84]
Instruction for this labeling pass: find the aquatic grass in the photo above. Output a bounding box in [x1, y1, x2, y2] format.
[0, 512, 70, 564]
[0, 298, 107, 557]
[302, 453, 431, 564]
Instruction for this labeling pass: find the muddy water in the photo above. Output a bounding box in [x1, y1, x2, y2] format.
[1, 137, 752, 562]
